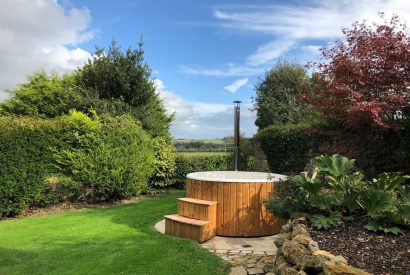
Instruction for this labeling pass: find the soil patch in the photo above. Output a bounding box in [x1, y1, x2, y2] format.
[310, 219, 410, 275]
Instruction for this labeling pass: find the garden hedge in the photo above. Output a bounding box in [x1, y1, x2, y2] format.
[256, 123, 325, 175]
[174, 154, 232, 188]
[0, 112, 157, 217]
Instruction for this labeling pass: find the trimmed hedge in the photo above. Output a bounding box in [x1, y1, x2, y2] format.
[0, 112, 156, 217]
[174, 154, 232, 188]
[256, 123, 409, 177]
[148, 138, 176, 189]
[0, 117, 66, 217]
[256, 124, 325, 174]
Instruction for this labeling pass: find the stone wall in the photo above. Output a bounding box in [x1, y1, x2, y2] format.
[272, 218, 369, 275]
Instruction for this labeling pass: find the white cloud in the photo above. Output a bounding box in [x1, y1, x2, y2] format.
[155, 79, 257, 138]
[0, 0, 93, 90]
[180, 64, 265, 77]
[224, 77, 248, 93]
[214, 1, 410, 67]
[247, 40, 295, 66]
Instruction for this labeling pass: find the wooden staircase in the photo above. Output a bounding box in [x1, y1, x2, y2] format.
[165, 198, 217, 243]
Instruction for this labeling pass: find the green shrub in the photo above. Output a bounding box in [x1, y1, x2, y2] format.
[54, 112, 155, 202]
[0, 117, 67, 217]
[0, 112, 157, 217]
[256, 124, 325, 174]
[174, 153, 232, 188]
[0, 70, 86, 118]
[264, 180, 314, 219]
[148, 138, 176, 189]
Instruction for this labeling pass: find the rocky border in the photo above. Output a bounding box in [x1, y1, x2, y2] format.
[273, 218, 370, 275]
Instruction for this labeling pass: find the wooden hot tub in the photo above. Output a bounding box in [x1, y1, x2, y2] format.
[186, 171, 288, 237]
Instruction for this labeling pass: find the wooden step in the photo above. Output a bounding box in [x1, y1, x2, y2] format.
[165, 214, 215, 243]
[165, 214, 208, 226]
[178, 197, 217, 206]
[178, 197, 217, 222]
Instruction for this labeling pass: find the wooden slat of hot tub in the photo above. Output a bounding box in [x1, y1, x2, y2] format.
[216, 181, 224, 233]
[186, 178, 286, 237]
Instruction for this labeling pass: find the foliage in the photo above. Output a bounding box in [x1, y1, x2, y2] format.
[54, 112, 155, 202]
[310, 212, 342, 230]
[0, 70, 85, 118]
[148, 138, 176, 189]
[257, 123, 325, 174]
[76, 39, 173, 138]
[0, 190, 228, 274]
[174, 139, 227, 152]
[364, 219, 403, 235]
[0, 111, 159, 217]
[0, 117, 67, 217]
[360, 189, 395, 218]
[265, 153, 409, 233]
[265, 180, 314, 219]
[291, 175, 323, 194]
[304, 14, 410, 129]
[253, 61, 318, 129]
[370, 172, 410, 191]
[174, 153, 232, 188]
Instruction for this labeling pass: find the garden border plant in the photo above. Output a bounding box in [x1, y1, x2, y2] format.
[265, 154, 410, 234]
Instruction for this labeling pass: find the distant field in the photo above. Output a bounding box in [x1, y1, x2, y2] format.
[176, 151, 231, 157]
[174, 138, 226, 144]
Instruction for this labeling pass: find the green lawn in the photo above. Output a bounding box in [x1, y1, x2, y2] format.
[0, 190, 227, 275]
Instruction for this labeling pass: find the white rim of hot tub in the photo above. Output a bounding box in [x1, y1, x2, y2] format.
[186, 171, 287, 183]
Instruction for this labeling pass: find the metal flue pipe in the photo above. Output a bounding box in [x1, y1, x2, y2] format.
[233, 100, 241, 171]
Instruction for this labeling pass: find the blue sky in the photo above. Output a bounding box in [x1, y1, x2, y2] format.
[1, 0, 410, 138]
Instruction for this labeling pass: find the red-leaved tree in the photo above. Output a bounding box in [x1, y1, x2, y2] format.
[304, 13, 410, 129]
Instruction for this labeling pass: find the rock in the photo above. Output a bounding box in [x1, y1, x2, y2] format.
[313, 250, 348, 264]
[246, 263, 256, 268]
[308, 240, 320, 251]
[281, 240, 311, 265]
[277, 263, 307, 275]
[280, 220, 292, 233]
[221, 255, 230, 261]
[292, 224, 309, 238]
[290, 212, 311, 220]
[323, 260, 370, 275]
[262, 262, 274, 273]
[229, 266, 247, 275]
[274, 232, 291, 247]
[231, 256, 249, 266]
[293, 233, 311, 246]
[239, 250, 252, 255]
[247, 267, 264, 275]
[274, 255, 288, 270]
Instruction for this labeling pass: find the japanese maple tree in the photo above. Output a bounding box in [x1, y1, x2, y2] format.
[304, 13, 410, 129]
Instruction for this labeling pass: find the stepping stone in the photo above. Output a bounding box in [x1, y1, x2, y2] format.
[247, 267, 264, 275]
[229, 266, 247, 275]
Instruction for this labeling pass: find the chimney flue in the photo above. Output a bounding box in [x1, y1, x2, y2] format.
[233, 100, 241, 171]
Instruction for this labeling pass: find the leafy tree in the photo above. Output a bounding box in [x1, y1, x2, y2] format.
[76, 39, 173, 138]
[0, 70, 85, 118]
[253, 61, 316, 129]
[304, 14, 410, 130]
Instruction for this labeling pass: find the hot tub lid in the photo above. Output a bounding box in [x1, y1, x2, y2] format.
[186, 171, 287, 183]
